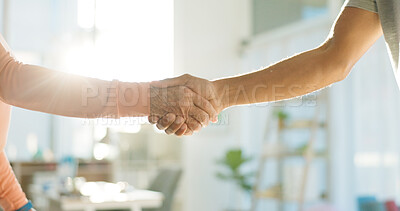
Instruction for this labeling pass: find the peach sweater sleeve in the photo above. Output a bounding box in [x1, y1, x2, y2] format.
[0, 35, 150, 118]
[0, 151, 28, 211]
[0, 34, 150, 210]
[0, 101, 26, 211]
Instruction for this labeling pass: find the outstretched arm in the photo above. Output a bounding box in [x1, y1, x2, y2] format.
[0, 34, 149, 118]
[0, 34, 216, 125]
[0, 34, 217, 210]
[153, 6, 383, 134]
[212, 7, 382, 107]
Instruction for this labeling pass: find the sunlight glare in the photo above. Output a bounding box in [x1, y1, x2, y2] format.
[67, 0, 174, 82]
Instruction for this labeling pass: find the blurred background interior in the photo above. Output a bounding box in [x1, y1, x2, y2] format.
[1, 0, 399, 210]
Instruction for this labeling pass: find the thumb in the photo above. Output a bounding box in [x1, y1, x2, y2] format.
[150, 74, 189, 88]
[148, 115, 160, 124]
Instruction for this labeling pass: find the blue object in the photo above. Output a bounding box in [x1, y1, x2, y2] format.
[16, 200, 33, 211]
[358, 196, 377, 211]
[360, 201, 385, 211]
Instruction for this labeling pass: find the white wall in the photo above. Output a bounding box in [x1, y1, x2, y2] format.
[242, 17, 332, 211]
[174, 0, 253, 210]
[241, 9, 400, 211]
[345, 37, 400, 205]
[4, 0, 56, 161]
[174, 1, 342, 210]
[4, 0, 85, 161]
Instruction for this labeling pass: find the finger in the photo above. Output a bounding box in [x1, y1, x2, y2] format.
[165, 116, 185, 135]
[189, 106, 209, 127]
[192, 95, 218, 123]
[209, 99, 220, 123]
[148, 115, 159, 124]
[175, 123, 187, 136]
[156, 113, 176, 130]
[186, 116, 202, 132]
[184, 128, 193, 136]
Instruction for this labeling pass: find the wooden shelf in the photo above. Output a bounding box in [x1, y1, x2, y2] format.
[255, 187, 326, 203]
[262, 151, 328, 159]
[252, 91, 330, 211]
[255, 193, 325, 204]
[282, 120, 326, 130]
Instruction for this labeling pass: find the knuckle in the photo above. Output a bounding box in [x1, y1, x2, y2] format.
[175, 116, 184, 125]
[165, 113, 175, 120]
[196, 113, 207, 122]
[182, 87, 192, 95]
[203, 115, 209, 123]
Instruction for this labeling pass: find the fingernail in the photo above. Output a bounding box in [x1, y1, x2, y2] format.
[213, 116, 218, 123]
[175, 117, 183, 124]
[163, 118, 169, 124]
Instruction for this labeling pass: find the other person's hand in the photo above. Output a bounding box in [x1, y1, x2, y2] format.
[149, 74, 226, 135]
[149, 84, 217, 136]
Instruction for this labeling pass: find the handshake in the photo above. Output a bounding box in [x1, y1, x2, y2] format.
[148, 74, 227, 136]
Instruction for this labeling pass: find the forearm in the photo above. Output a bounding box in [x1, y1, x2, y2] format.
[0, 61, 150, 118]
[0, 31, 150, 118]
[212, 45, 348, 109]
[0, 151, 28, 211]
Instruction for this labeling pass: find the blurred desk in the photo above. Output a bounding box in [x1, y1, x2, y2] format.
[49, 190, 164, 211]
[11, 161, 113, 200]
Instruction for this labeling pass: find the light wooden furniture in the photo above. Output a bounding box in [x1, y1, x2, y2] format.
[251, 90, 330, 211]
[48, 190, 163, 211]
[11, 161, 113, 200]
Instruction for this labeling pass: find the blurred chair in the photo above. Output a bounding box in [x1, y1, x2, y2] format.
[357, 196, 377, 211]
[385, 200, 399, 211]
[143, 167, 182, 211]
[359, 201, 385, 211]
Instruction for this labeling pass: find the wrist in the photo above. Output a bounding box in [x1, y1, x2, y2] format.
[16, 200, 33, 211]
[211, 79, 231, 111]
[117, 81, 150, 117]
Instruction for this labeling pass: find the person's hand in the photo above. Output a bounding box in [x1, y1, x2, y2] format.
[149, 84, 217, 136]
[149, 74, 226, 135]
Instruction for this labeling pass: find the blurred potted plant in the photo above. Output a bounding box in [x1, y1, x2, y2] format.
[274, 109, 289, 129]
[216, 149, 254, 211]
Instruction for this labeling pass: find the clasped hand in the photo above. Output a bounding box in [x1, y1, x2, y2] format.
[149, 74, 222, 136]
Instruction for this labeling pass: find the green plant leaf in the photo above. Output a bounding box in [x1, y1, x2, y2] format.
[215, 149, 255, 193]
[216, 172, 230, 180]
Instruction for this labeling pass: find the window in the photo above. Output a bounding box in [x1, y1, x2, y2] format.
[65, 0, 174, 82]
[253, 0, 329, 35]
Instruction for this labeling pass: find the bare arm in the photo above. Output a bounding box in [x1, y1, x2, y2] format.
[213, 7, 382, 108]
[152, 7, 383, 135]
[0, 33, 150, 118]
[0, 33, 216, 126]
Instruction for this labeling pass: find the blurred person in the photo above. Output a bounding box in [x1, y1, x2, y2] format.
[152, 0, 395, 135]
[0, 32, 218, 211]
